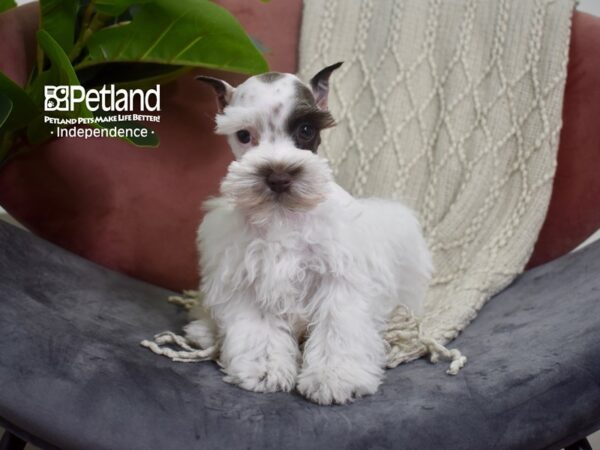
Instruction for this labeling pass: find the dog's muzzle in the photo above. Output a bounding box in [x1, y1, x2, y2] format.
[220, 145, 333, 219]
[265, 170, 293, 193]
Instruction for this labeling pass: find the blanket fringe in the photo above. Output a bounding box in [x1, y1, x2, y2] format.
[144, 295, 466, 375]
[166, 290, 200, 311]
[418, 329, 467, 375]
[140, 331, 217, 362]
[386, 306, 466, 375]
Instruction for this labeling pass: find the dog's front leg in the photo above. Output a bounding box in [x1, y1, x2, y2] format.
[297, 278, 386, 405]
[214, 298, 299, 393]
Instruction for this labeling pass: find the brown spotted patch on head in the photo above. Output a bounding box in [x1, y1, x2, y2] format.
[284, 81, 336, 153]
[258, 72, 286, 83]
[295, 82, 316, 107]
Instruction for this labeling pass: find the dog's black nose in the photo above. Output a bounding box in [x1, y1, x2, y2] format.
[266, 172, 292, 193]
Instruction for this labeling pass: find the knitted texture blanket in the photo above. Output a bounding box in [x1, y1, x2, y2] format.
[298, 0, 574, 368]
[142, 0, 575, 374]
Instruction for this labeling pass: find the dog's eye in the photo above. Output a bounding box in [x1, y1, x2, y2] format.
[296, 122, 316, 142]
[236, 129, 251, 144]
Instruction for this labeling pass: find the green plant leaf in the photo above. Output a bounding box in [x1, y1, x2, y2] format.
[94, 0, 151, 16]
[27, 30, 92, 144]
[37, 30, 90, 87]
[78, 0, 269, 74]
[0, 93, 13, 129]
[77, 62, 189, 89]
[28, 30, 90, 112]
[113, 66, 190, 90]
[39, 0, 79, 54]
[0, 0, 16, 14]
[0, 71, 38, 131]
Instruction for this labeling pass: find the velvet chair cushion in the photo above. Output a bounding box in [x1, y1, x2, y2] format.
[1, 220, 600, 449]
[0, 5, 598, 290]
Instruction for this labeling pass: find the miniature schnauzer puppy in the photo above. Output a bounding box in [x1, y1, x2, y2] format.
[187, 63, 432, 405]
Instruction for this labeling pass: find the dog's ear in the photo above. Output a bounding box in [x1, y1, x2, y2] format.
[309, 62, 343, 110]
[196, 76, 235, 112]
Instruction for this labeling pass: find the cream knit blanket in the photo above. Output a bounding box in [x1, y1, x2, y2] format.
[298, 0, 574, 369]
[142, 0, 575, 374]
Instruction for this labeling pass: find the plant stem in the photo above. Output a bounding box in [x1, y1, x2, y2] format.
[80, 0, 95, 31]
[36, 42, 44, 75]
[69, 5, 109, 63]
[69, 1, 95, 62]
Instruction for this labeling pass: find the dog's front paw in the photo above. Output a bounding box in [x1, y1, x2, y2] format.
[223, 356, 297, 393]
[297, 362, 382, 405]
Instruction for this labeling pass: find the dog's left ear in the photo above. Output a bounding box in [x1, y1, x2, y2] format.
[196, 76, 236, 112]
[309, 62, 343, 110]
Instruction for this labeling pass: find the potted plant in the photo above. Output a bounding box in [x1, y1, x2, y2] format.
[0, 0, 269, 165]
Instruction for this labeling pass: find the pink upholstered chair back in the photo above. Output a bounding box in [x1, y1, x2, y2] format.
[0, 4, 598, 290]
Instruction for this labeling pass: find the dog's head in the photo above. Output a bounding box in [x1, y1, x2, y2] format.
[197, 63, 342, 223]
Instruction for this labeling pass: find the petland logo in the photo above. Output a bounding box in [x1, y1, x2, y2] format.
[43, 84, 161, 141]
[44, 85, 161, 112]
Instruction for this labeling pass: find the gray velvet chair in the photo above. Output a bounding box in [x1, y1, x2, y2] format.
[1, 2, 600, 450]
[1, 216, 600, 450]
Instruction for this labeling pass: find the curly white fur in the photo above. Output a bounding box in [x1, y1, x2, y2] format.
[187, 70, 432, 404]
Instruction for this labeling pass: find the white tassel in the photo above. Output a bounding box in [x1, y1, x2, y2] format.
[418, 326, 467, 375]
[140, 331, 217, 362]
[386, 305, 467, 375]
[146, 293, 467, 375]
[166, 290, 200, 311]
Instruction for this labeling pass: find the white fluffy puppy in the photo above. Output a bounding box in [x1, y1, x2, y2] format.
[187, 63, 432, 405]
